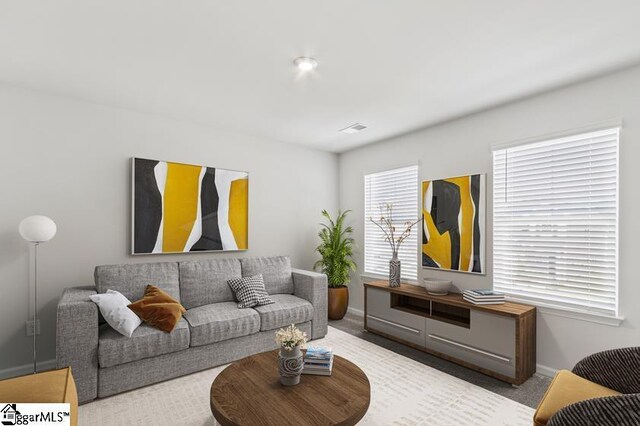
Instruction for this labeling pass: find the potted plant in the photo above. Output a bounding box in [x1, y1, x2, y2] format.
[314, 210, 357, 320]
[275, 324, 308, 386]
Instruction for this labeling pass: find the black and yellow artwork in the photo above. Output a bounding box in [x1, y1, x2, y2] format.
[132, 158, 248, 254]
[422, 174, 485, 274]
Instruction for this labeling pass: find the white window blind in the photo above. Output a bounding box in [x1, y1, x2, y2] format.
[364, 165, 419, 281]
[493, 127, 619, 317]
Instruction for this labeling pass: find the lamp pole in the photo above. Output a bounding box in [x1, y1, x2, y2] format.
[18, 215, 56, 375]
[33, 242, 39, 374]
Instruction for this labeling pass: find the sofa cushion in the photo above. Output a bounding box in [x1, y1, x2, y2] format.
[95, 262, 180, 303]
[98, 318, 189, 368]
[227, 274, 274, 309]
[179, 259, 240, 309]
[89, 290, 142, 337]
[253, 294, 314, 331]
[128, 285, 186, 333]
[240, 256, 294, 294]
[534, 370, 621, 426]
[184, 302, 260, 346]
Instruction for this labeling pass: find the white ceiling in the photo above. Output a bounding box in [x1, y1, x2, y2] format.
[2, 1, 640, 153]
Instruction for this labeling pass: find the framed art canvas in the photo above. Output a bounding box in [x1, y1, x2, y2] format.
[132, 158, 248, 254]
[422, 174, 485, 274]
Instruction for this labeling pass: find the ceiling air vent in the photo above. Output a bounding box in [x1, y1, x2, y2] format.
[340, 123, 367, 134]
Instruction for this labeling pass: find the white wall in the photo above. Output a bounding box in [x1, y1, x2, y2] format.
[339, 65, 640, 374]
[0, 85, 338, 375]
[2, 63, 639, 378]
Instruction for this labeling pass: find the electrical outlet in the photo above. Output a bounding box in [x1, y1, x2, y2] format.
[26, 320, 40, 336]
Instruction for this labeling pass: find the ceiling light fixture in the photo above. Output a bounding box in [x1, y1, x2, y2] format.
[340, 123, 368, 134]
[294, 57, 318, 71]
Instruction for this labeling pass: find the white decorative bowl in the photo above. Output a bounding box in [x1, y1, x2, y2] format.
[423, 279, 452, 295]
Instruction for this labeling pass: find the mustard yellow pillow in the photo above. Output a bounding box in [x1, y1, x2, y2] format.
[128, 285, 186, 332]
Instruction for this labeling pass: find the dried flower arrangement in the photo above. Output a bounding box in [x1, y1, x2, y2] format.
[369, 203, 422, 257]
[275, 324, 308, 351]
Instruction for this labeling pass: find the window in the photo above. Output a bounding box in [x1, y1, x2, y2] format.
[493, 127, 619, 317]
[364, 165, 419, 281]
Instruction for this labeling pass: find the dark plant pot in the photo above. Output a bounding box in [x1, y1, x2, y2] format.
[328, 286, 349, 320]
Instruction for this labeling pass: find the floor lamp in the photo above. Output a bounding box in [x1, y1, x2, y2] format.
[19, 215, 57, 374]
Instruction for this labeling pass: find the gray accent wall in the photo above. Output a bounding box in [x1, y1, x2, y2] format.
[0, 84, 338, 375]
[339, 64, 640, 375]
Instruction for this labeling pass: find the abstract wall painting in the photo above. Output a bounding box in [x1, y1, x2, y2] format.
[422, 174, 485, 274]
[132, 158, 248, 254]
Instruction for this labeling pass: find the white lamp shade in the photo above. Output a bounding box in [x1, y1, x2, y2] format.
[19, 215, 57, 243]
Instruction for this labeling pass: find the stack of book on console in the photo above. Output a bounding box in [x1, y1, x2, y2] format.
[463, 289, 505, 305]
[303, 346, 333, 376]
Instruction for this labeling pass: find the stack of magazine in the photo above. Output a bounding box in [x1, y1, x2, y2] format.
[303, 346, 333, 376]
[463, 289, 505, 305]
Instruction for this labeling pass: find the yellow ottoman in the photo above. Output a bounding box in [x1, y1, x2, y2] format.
[0, 367, 78, 426]
[534, 369, 620, 426]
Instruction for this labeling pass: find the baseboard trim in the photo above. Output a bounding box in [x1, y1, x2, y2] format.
[0, 359, 56, 380]
[347, 306, 364, 317]
[536, 363, 557, 378]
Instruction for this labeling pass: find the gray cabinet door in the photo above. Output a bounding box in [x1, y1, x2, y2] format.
[425, 311, 516, 378]
[367, 288, 426, 347]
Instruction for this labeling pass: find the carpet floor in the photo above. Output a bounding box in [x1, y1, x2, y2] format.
[80, 326, 534, 425]
[330, 312, 551, 409]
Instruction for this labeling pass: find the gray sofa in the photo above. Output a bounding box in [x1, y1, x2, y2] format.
[56, 256, 328, 403]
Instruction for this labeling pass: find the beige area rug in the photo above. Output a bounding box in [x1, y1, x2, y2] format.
[80, 326, 534, 425]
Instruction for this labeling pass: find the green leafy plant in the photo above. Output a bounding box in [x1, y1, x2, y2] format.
[314, 210, 357, 288]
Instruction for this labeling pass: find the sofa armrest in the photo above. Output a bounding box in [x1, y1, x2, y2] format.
[572, 347, 640, 394]
[548, 394, 640, 426]
[56, 286, 99, 403]
[292, 269, 328, 339]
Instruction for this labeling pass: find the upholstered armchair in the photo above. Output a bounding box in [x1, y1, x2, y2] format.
[535, 347, 640, 426]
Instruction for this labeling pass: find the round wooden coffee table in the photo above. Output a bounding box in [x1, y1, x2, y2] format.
[210, 349, 370, 426]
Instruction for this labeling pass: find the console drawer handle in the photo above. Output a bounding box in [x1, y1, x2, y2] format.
[428, 334, 511, 363]
[367, 315, 421, 334]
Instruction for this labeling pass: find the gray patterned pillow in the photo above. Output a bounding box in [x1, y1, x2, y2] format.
[227, 274, 274, 309]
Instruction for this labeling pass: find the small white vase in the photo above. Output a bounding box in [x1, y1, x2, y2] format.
[278, 346, 303, 386]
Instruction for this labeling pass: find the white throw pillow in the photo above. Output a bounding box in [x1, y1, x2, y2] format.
[89, 290, 142, 337]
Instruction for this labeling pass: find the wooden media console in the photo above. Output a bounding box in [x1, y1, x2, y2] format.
[364, 281, 536, 385]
